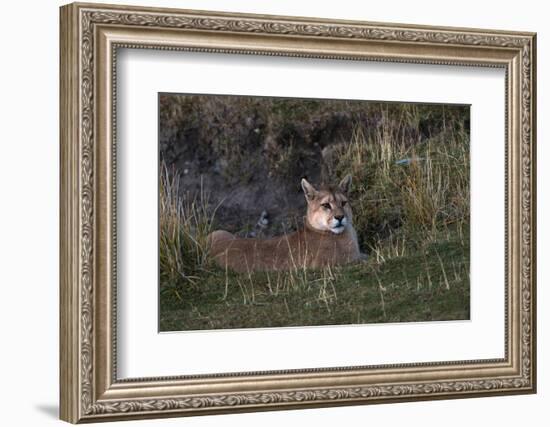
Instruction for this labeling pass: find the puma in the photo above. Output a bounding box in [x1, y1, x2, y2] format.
[207, 175, 364, 273]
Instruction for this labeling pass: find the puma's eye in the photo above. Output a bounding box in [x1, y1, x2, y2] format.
[341, 200, 347, 207]
[321, 203, 331, 209]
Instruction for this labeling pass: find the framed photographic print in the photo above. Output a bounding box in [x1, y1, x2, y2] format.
[60, 2, 537, 423]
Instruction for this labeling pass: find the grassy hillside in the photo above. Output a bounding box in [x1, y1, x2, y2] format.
[159, 99, 470, 331]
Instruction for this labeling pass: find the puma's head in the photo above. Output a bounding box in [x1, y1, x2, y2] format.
[301, 175, 353, 235]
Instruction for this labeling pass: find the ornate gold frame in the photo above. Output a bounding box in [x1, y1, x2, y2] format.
[60, 2, 537, 423]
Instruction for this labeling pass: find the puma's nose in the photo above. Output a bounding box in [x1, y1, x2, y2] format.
[334, 215, 344, 222]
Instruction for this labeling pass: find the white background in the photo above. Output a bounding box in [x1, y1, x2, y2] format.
[118, 50, 505, 377]
[0, 0, 546, 426]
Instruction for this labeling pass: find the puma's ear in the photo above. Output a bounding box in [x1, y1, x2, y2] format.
[338, 174, 352, 195]
[301, 178, 318, 202]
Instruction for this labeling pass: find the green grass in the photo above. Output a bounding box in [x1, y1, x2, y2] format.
[159, 103, 470, 331]
[160, 226, 469, 331]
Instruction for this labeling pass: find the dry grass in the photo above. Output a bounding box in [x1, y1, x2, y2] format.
[159, 163, 219, 296]
[331, 104, 469, 247]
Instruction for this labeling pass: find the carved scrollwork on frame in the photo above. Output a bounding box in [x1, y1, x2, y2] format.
[65, 5, 535, 421]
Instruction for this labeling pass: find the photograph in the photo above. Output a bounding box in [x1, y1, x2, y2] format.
[158, 93, 471, 331]
[57, 2, 536, 422]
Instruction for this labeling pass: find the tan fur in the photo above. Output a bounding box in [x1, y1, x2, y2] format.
[207, 176, 364, 273]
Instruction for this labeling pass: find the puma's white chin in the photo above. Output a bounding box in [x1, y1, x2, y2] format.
[330, 225, 345, 234]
